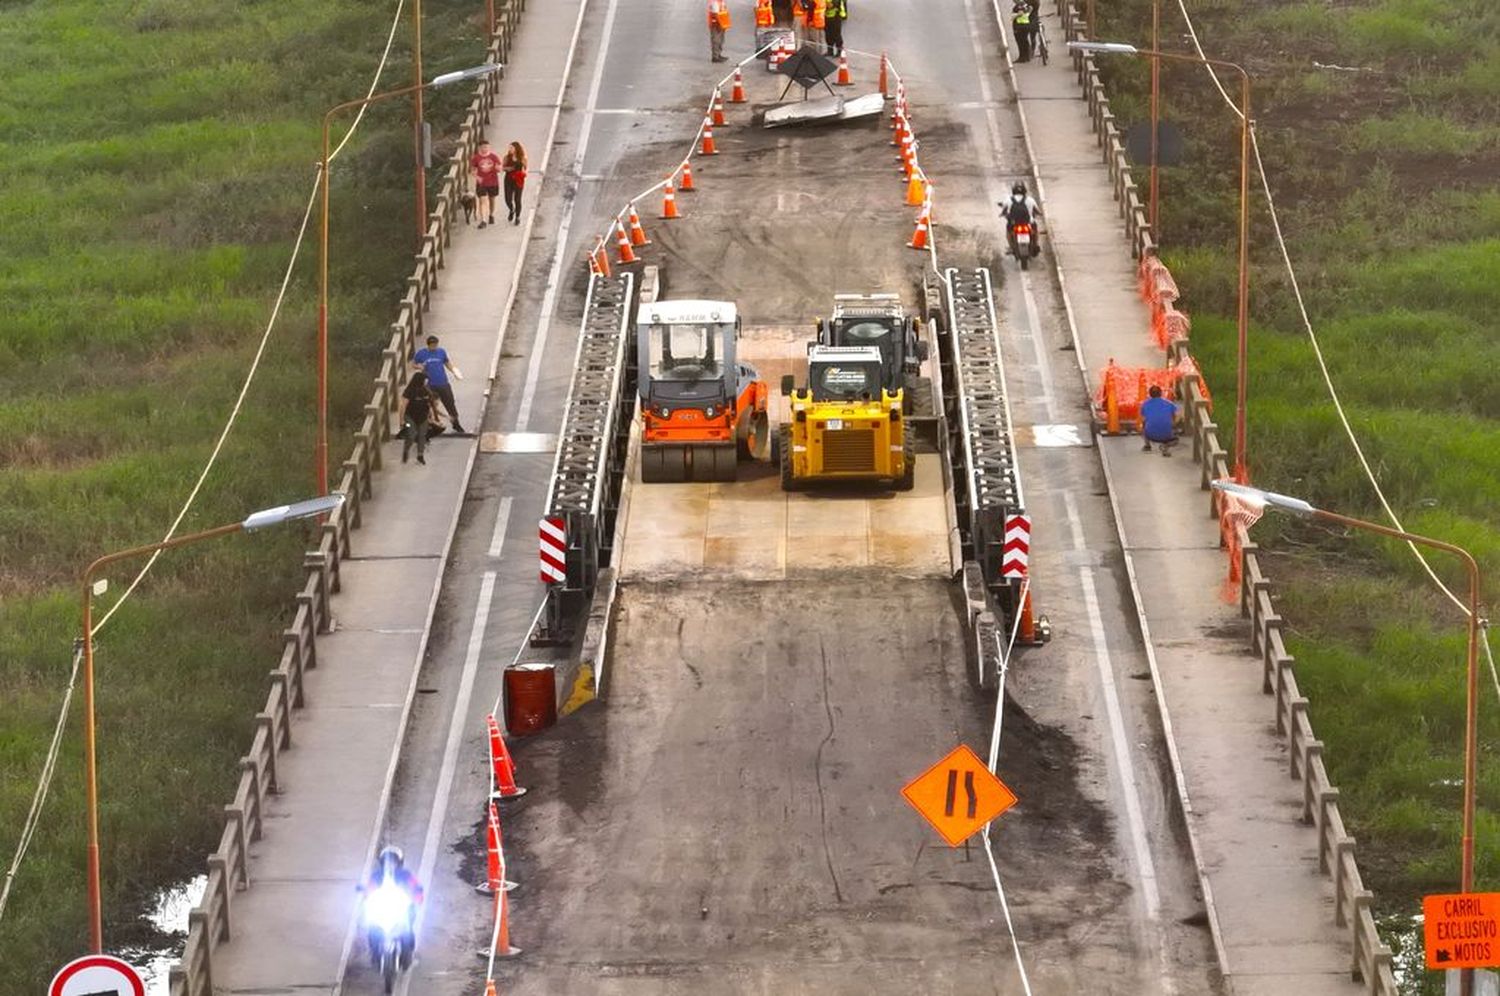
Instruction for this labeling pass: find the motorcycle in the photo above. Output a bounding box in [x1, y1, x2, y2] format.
[1008, 221, 1039, 270]
[364, 881, 416, 993]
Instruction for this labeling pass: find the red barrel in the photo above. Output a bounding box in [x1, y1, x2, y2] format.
[505, 663, 557, 736]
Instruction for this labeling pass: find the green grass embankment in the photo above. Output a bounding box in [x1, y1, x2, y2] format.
[1092, 0, 1498, 988]
[0, 0, 494, 986]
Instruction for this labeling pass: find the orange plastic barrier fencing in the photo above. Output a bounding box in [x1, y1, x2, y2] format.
[1139, 255, 1193, 350]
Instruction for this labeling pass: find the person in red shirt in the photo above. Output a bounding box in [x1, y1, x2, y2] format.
[470, 139, 502, 228]
[502, 141, 528, 226]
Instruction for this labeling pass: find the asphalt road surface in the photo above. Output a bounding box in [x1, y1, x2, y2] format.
[354, 0, 1224, 993]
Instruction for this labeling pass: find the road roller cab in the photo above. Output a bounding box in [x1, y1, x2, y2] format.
[637, 299, 769, 483]
[777, 345, 914, 492]
[816, 293, 928, 406]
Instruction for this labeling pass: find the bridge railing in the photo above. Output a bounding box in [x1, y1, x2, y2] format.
[167, 4, 528, 991]
[1053, 4, 1399, 992]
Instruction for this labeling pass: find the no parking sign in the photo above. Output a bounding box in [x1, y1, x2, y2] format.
[49, 955, 145, 996]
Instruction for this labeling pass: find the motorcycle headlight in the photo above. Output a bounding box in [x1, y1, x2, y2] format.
[365, 883, 412, 933]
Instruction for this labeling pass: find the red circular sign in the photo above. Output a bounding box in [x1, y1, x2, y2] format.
[49, 955, 146, 996]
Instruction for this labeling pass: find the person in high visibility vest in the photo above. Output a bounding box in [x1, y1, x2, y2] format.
[791, 0, 807, 44]
[824, 0, 847, 56]
[708, 0, 730, 62]
[1011, 0, 1038, 62]
[755, 0, 774, 28]
[807, 0, 826, 49]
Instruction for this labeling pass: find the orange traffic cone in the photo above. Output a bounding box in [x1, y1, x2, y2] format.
[680, 161, 696, 192]
[891, 83, 905, 123]
[494, 885, 521, 958]
[905, 172, 926, 207]
[1018, 587, 1038, 644]
[661, 181, 680, 219]
[908, 201, 930, 251]
[474, 803, 518, 894]
[627, 203, 650, 246]
[879, 50, 889, 97]
[712, 88, 727, 127]
[486, 714, 527, 800]
[890, 111, 903, 146]
[592, 238, 611, 277]
[614, 221, 637, 264]
[700, 117, 718, 155]
[485, 981, 498, 996]
[900, 134, 915, 180]
[730, 67, 747, 103]
[836, 54, 852, 86]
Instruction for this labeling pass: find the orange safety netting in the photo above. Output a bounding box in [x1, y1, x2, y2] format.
[1139, 255, 1193, 350]
[1216, 486, 1265, 604]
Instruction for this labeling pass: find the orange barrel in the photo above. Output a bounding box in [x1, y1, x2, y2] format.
[505, 663, 557, 735]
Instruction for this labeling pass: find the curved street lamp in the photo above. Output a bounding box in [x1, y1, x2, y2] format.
[80, 492, 345, 952]
[1212, 480, 1485, 992]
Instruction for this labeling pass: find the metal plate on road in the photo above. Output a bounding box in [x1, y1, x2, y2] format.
[50, 955, 145, 996]
[901, 744, 1017, 847]
[1020, 423, 1091, 447]
[481, 431, 557, 453]
[1424, 892, 1500, 969]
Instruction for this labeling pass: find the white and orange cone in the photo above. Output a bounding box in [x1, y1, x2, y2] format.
[730, 67, 747, 103]
[700, 117, 718, 155]
[662, 181, 681, 219]
[712, 88, 727, 127]
[908, 200, 931, 251]
[680, 161, 697, 192]
[836, 54, 852, 86]
[614, 220, 637, 264]
[627, 203, 650, 246]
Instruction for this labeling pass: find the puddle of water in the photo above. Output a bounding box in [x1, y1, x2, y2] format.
[118, 875, 206, 994]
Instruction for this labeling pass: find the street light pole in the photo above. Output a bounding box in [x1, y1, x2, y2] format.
[1069, 41, 1253, 483]
[79, 494, 344, 952]
[315, 64, 498, 496]
[412, 0, 428, 246]
[1212, 481, 1483, 994]
[1149, 0, 1161, 236]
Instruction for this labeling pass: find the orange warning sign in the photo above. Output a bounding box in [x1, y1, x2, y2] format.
[901, 744, 1018, 847]
[1424, 892, 1500, 969]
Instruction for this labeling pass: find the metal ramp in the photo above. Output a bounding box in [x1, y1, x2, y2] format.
[533, 270, 637, 645]
[938, 266, 1047, 690]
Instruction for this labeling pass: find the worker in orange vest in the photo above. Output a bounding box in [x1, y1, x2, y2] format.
[791, 0, 806, 44]
[707, 0, 730, 62]
[807, 0, 826, 49]
[755, 0, 774, 28]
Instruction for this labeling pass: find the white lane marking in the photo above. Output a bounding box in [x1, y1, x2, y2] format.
[488, 496, 514, 559]
[513, 0, 623, 431]
[402, 571, 497, 996]
[1064, 492, 1163, 925]
[1019, 273, 1060, 420]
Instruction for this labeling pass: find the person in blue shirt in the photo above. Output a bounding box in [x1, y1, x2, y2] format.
[1140, 384, 1178, 455]
[411, 334, 466, 434]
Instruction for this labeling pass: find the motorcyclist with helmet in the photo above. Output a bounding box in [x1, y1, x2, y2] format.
[359, 845, 425, 970]
[1000, 181, 1042, 260]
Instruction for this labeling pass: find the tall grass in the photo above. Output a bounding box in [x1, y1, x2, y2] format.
[0, 0, 494, 987]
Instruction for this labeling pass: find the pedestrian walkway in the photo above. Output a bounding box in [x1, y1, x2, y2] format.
[1011, 10, 1367, 995]
[207, 3, 583, 988]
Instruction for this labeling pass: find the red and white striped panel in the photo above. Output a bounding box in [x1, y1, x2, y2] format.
[1000, 514, 1030, 579]
[539, 516, 566, 584]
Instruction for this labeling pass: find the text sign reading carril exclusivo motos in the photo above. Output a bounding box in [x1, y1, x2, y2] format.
[1423, 892, 1500, 970]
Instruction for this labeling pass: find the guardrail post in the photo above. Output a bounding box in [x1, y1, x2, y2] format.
[207, 854, 233, 938]
[1334, 837, 1355, 924]
[238, 757, 262, 839]
[224, 805, 250, 888]
[188, 908, 213, 991]
[256, 713, 282, 792]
